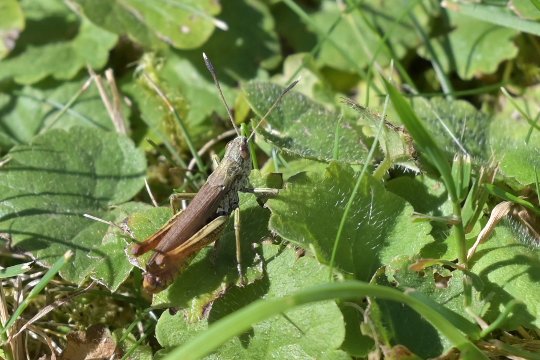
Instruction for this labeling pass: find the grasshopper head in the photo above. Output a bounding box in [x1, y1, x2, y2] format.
[224, 136, 250, 163]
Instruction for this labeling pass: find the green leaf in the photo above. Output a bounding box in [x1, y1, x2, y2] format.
[411, 97, 491, 159]
[0, 127, 146, 290]
[302, 0, 433, 72]
[156, 244, 346, 359]
[0, 0, 24, 59]
[0, 12, 117, 84]
[370, 256, 481, 358]
[421, 11, 518, 80]
[493, 85, 540, 144]
[268, 162, 433, 280]
[386, 175, 458, 259]
[244, 81, 370, 164]
[0, 262, 32, 279]
[172, 0, 281, 80]
[0, 78, 120, 152]
[470, 223, 540, 329]
[511, 0, 540, 20]
[74, 0, 221, 50]
[309, 1, 389, 73]
[340, 304, 374, 357]
[495, 142, 540, 187]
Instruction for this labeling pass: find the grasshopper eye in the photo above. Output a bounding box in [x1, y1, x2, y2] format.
[240, 141, 249, 159]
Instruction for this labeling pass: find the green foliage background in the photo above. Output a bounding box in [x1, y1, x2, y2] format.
[0, 0, 539, 359]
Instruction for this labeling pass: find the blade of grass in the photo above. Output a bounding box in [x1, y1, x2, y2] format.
[382, 79, 457, 202]
[409, 11, 454, 98]
[444, 2, 540, 36]
[485, 184, 540, 216]
[162, 281, 487, 360]
[382, 79, 472, 306]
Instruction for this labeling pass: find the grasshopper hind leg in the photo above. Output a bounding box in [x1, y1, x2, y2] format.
[233, 208, 246, 286]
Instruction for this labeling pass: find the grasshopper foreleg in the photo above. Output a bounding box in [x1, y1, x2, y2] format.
[242, 187, 279, 196]
[169, 193, 197, 213]
[233, 208, 246, 285]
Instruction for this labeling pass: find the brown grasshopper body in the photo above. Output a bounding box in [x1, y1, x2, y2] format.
[131, 53, 297, 293]
[132, 137, 252, 292]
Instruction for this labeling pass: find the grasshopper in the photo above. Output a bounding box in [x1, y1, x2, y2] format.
[131, 53, 297, 293]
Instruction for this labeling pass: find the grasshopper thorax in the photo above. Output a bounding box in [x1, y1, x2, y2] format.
[210, 136, 252, 217]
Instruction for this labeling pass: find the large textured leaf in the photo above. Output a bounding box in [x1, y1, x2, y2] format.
[0, 78, 120, 152]
[244, 82, 370, 164]
[75, 0, 220, 50]
[421, 11, 518, 79]
[0, 127, 146, 290]
[411, 97, 491, 160]
[267, 162, 433, 280]
[0, 0, 24, 59]
[155, 244, 347, 359]
[0, 1, 117, 84]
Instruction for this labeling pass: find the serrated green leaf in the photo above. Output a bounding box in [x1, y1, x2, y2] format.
[421, 12, 518, 80]
[156, 244, 346, 359]
[411, 97, 491, 159]
[0, 127, 146, 290]
[0, 77, 121, 152]
[244, 82, 370, 164]
[0, 10, 117, 84]
[0, 0, 24, 59]
[268, 162, 433, 280]
[75, 0, 220, 50]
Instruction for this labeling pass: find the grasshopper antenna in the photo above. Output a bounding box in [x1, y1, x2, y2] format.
[203, 53, 241, 137]
[247, 79, 299, 142]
